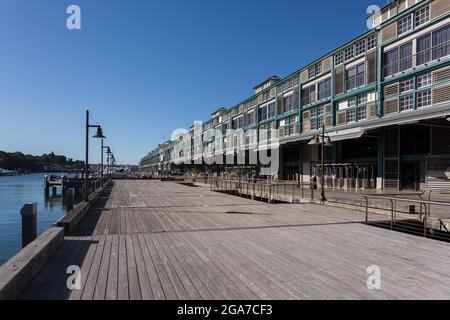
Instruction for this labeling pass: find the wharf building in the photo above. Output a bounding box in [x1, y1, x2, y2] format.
[140, 0, 450, 191]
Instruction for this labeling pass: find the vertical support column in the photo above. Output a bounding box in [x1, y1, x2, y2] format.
[21, 203, 37, 248]
[377, 129, 384, 189]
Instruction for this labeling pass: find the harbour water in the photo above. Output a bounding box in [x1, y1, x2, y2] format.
[0, 173, 75, 265]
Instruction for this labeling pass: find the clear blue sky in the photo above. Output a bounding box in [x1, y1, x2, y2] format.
[0, 0, 384, 165]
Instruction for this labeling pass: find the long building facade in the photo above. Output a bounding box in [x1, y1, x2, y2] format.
[140, 0, 450, 191]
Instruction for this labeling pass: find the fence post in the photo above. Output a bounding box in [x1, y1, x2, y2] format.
[390, 199, 394, 230]
[365, 197, 369, 224]
[21, 203, 37, 248]
[66, 188, 75, 213]
[424, 214, 428, 238]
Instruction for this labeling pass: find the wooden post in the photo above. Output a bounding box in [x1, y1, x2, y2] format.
[44, 175, 49, 199]
[62, 176, 67, 204]
[21, 203, 37, 248]
[66, 188, 75, 213]
[52, 186, 57, 197]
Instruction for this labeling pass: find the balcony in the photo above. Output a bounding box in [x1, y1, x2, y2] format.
[384, 41, 450, 77]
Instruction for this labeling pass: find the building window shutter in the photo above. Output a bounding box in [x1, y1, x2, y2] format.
[382, 22, 397, 44]
[384, 98, 399, 115]
[366, 51, 377, 84]
[334, 66, 345, 95]
[431, 0, 450, 20]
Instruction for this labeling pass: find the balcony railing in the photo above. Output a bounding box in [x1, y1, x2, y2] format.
[384, 41, 450, 77]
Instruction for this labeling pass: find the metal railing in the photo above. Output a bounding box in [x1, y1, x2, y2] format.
[362, 194, 450, 241]
[185, 177, 315, 203]
[384, 41, 450, 77]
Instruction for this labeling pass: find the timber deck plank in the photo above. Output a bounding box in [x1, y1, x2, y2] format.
[19, 180, 450, 300]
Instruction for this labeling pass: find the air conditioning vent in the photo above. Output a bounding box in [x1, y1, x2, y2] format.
[367, 103, 376, 119]
[384, 83, 399, 96]
[384, 98, 399, 115]
[433, 67, 450, 84]
[302, 120, 311, 133]
[432, 84, 450, 105]
[336, 111, 347, 125]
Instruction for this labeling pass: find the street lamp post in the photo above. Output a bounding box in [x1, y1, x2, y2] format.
[85, 110, 106, 202]
[101, 143, 111, 187]
[308, 123, 333, 203]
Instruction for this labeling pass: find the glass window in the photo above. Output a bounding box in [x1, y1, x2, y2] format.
[400, 95, 414, 111]
[400, 78, 414, 93]
[398, 15, 413, 35]
[301, 85, 316, 105]
[367, 34, 377, 50]
[348, 97, 357, 107]
[357, 94, 367, 105]
[399, 42, 413, 72]
[346, 109, 356, 123]
[385, 49, 398, 76]
[417, 73, 432, 88]
[317, 106, 325, 116]
[259, 105, 268, 122]
[417, 34, 432, 65]
[335, 51, 344, 65]
[344, 45, 355, 61]
[315, 63, 323, 76]
[284, 95, 295, 112]
[432, 24, 450, 60]
[311, 118, 318, 131]
[317, 116, 324, 129]
[357, 106, 367, 121]
[355, 39, 366, 56]
[415, 6, 430, 27]
[268, 102, 276, 118]
[417, 90, 432, 108]
[308, 65, 315, 79]
[346, 63, 365, 90]
[317, 78, 331, 100]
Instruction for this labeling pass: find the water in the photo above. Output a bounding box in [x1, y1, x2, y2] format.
[0, 173, 75, 265]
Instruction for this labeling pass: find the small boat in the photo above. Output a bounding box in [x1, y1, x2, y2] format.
[0, 168, 19, 176]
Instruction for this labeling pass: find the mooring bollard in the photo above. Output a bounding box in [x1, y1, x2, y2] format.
[21, 203, 37, 248]
[44, 175, 49, 199]
[66, 188, 75, 213]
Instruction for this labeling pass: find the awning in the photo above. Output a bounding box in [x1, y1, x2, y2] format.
[328, 128, 366, 142]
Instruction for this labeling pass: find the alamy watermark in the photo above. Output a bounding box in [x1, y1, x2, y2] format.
[366, 265, 381, 290]
[170, 123, 280, 176]
[66, 5, 81, 30]
[66, 265, 81, 290]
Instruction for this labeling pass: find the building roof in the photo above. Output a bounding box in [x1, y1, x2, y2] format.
[253, 76, 280, 90]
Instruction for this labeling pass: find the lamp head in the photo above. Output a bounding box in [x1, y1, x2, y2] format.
[93, 127, 106, 139]
[308, 135, 320, 146]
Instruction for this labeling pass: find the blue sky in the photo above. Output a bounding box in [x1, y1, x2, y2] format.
[0, 0, 383, 165]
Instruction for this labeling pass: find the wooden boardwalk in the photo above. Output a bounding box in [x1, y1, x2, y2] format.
[21, 181, 450, 300]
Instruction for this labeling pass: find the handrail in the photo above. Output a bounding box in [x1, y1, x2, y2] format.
[383, 40, 450, 77]
[362, 194, 450, 238]
[362, 194, 450, 207]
